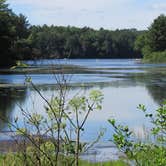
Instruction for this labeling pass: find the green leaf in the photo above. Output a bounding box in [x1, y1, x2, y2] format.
[108, 119, 115, 126]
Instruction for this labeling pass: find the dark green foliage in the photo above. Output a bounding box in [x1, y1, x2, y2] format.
[135, 14, 166, 62]
[0, 0, 15, 66]
[0, 0, 30, 67]
[148, 14, 166, 52]
[28, 26, 142, 59]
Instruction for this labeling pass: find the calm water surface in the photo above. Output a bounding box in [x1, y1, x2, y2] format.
[0, 59, 166, 141]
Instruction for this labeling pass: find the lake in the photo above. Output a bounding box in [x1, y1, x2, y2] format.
[0, 59, 166, 142]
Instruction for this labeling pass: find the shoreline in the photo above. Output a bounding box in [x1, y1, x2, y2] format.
[0, 132, 125, 162]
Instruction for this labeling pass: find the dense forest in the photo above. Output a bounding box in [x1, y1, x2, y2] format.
[1, 0, 166, 67]
[27, 26, 142, 60]
[0, 0, 144, 67]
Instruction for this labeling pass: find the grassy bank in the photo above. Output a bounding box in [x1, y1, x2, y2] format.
[142, 51, 166, 63]
[0, 153, 128, 166]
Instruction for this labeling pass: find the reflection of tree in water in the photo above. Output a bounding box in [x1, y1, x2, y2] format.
[30, 81, 135, 93]
[0, 87, 27, 131]
[129, 70, 166, 105]
[146, 84, 166, 105]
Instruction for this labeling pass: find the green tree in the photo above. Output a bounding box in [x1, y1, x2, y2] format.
[0, 0, 30, 66]
[0, 0, 15, 66]
[135, 14, 166, 62]
[148, 14, 166, 52]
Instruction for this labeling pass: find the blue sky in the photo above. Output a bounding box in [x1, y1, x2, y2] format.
[7, 0, 166, 30]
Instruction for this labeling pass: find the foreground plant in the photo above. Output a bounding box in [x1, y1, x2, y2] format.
[3, 84, 104, 166]
[108, 102, 166, 166]
[68, 90, 104, 166]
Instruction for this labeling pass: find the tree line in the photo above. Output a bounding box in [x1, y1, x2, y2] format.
[0, 0, 151, 67]
[26, 26, 143, 60]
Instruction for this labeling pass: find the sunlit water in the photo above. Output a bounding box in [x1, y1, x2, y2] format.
[1, 59, 166, 142]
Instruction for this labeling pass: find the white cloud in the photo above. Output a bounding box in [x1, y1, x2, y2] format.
[152, 3, 166, 11]
[7, 0, 166, 30]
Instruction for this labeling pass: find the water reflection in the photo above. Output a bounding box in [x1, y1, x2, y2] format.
[129, 69, 166, 105]
[3, 83, 158, 140]
[0, 59, 166, 141]
[146, 85, 166, 105]
[0, 87, 27, 130]
[0, 80, 163, 140]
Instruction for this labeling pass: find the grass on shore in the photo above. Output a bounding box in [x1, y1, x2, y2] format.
[0, 153, 128, 166]
[143, 50, 166, 63]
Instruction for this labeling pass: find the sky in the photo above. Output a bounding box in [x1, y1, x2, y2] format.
[7, 0, 166, 30]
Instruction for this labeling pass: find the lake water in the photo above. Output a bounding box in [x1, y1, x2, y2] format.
[0, 59, 166, 142]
